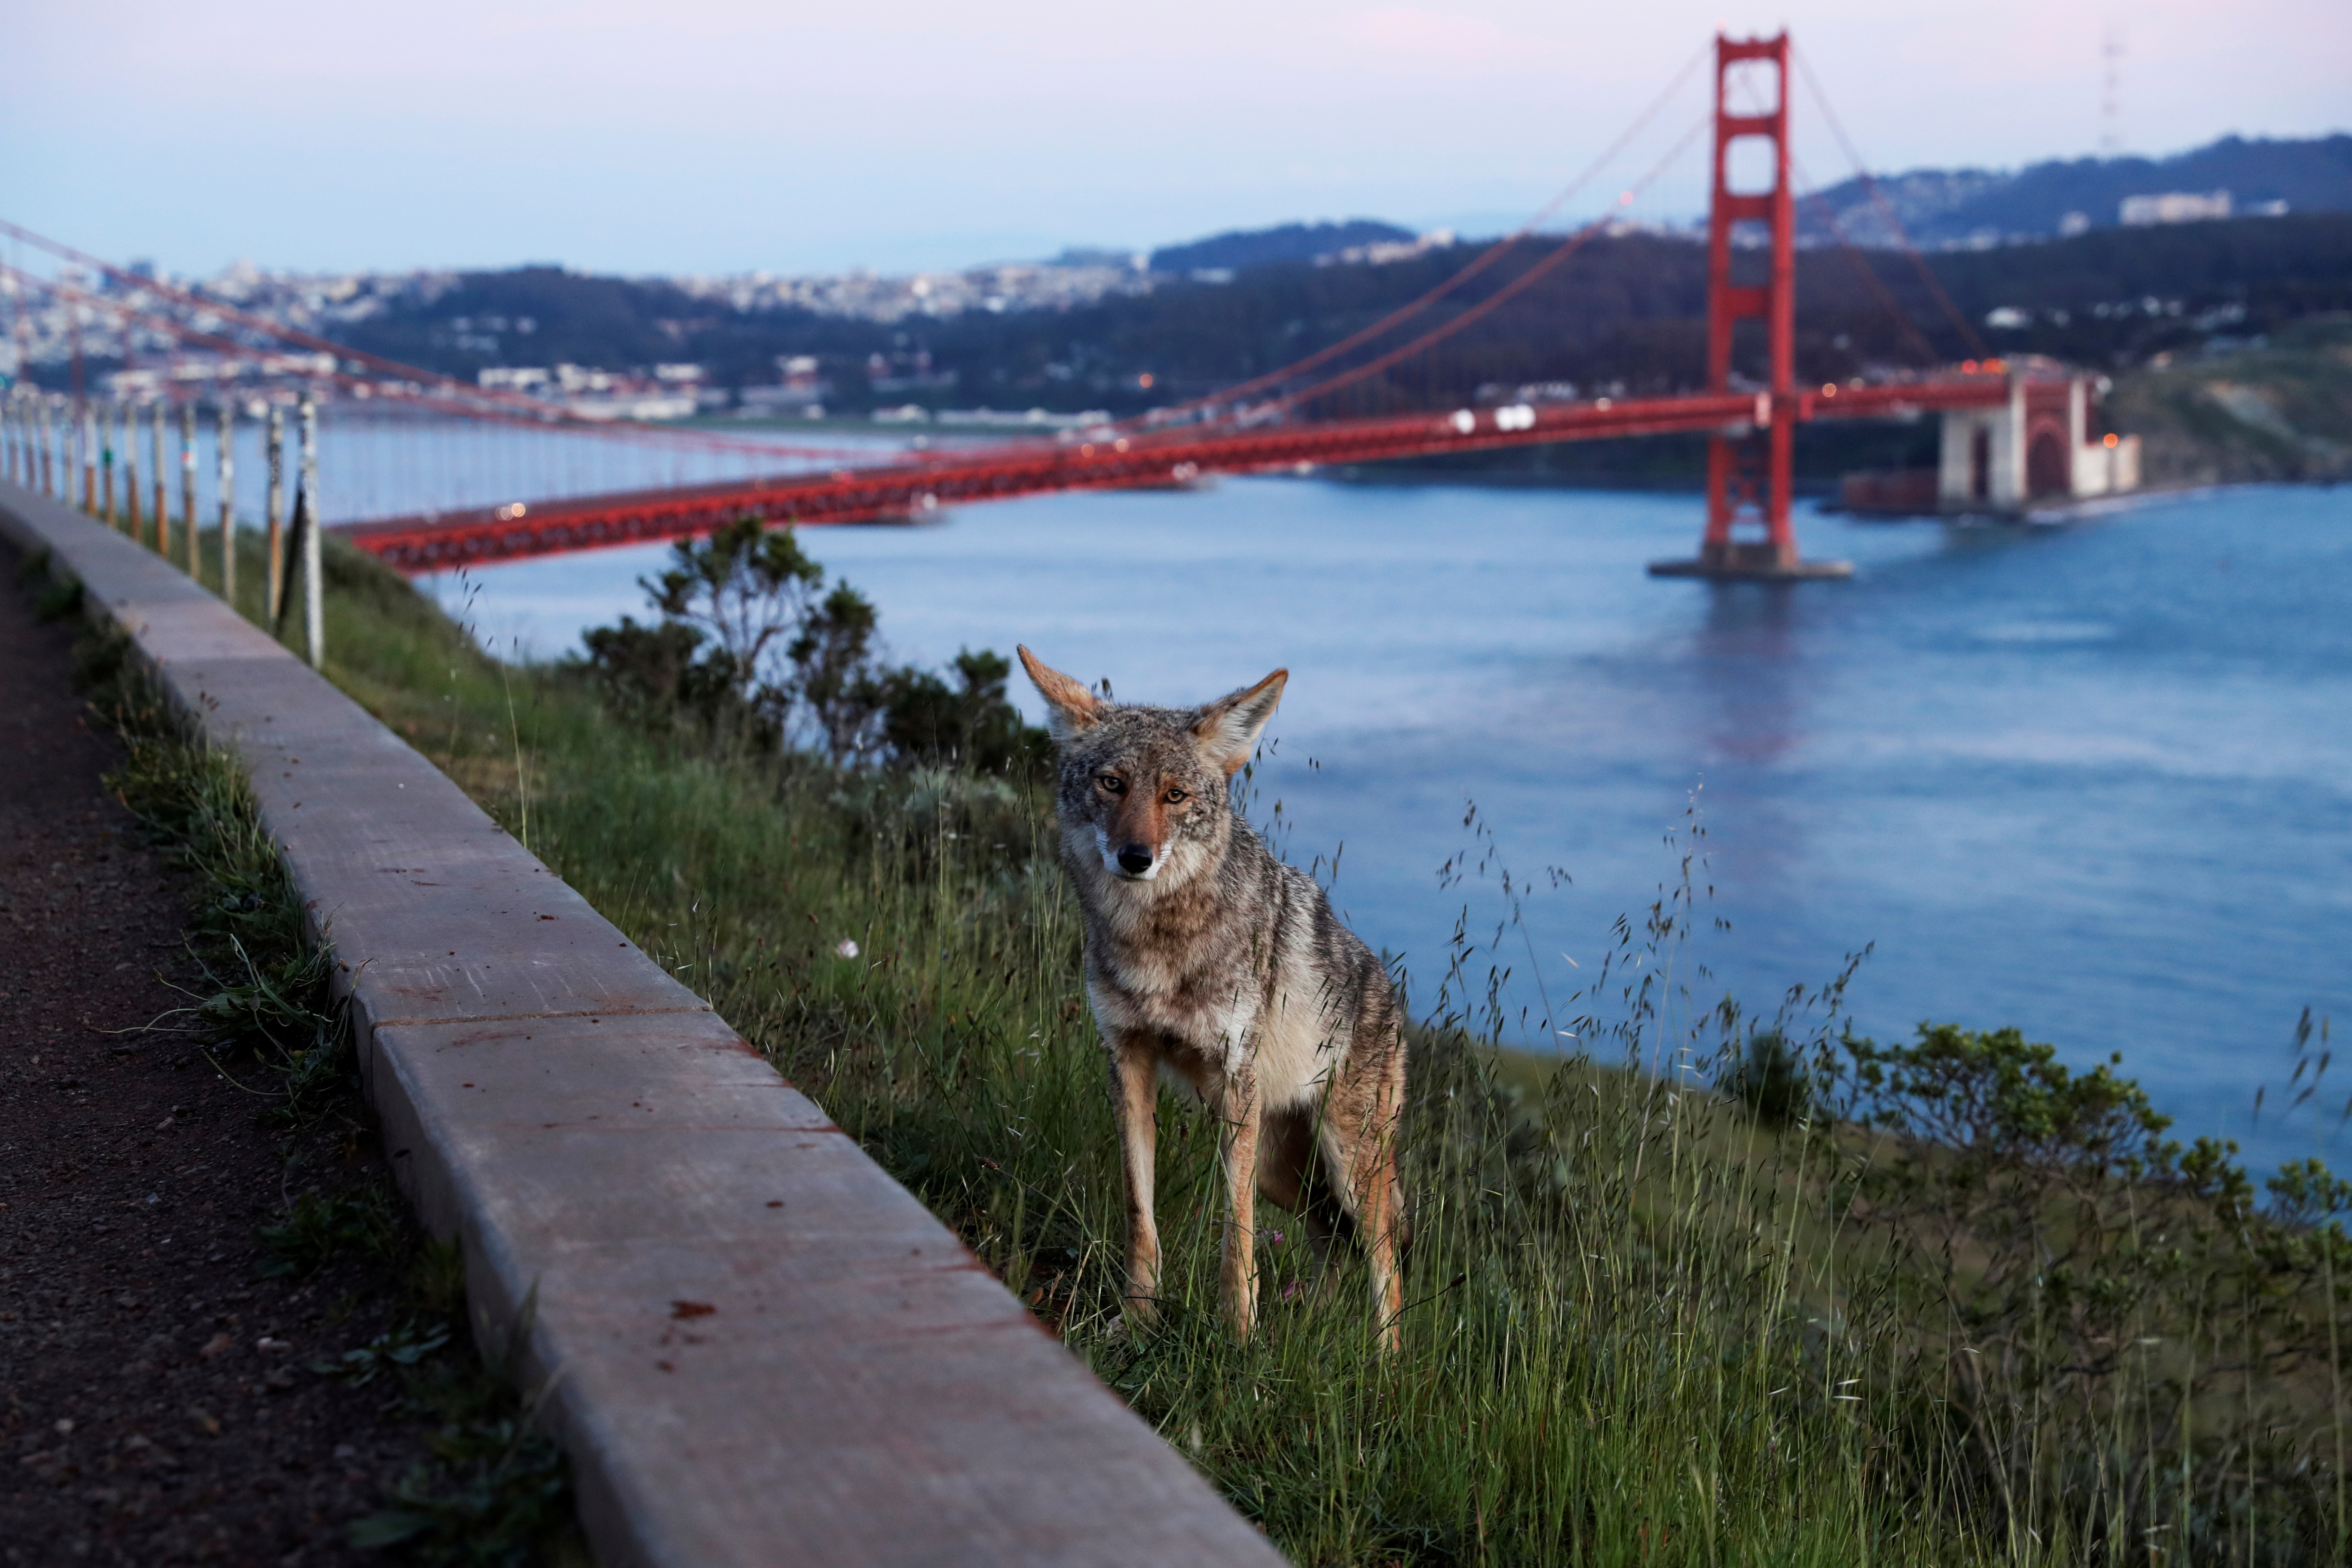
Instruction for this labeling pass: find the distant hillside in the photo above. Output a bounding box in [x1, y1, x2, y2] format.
[1802, 134, 2352, 248]
[2107, 315, 2352, 485]
[1149, 220, 1415, 276]
[300, 215, 2352, 443]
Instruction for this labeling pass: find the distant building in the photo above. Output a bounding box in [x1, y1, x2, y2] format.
[1314, 230, 1457, 268]
[738, 354, 829, 413]
[2120, 190, 2232, 226]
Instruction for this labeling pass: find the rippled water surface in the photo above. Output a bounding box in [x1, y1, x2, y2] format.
[423, 477, 2352, 1170]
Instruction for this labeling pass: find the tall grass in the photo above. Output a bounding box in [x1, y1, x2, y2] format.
[184, 531, 2345, 1565]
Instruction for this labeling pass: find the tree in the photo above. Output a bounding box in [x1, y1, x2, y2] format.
[879, 649, 1052, 778]
[787, 582, 886, 766]
[580, 615, 774, 744]
[642, 515, 822, 701]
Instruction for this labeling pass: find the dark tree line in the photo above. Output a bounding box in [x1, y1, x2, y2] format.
[332, 214, 2352, 419]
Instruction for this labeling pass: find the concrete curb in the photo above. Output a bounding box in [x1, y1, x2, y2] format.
[0, 481, 1285, 1568]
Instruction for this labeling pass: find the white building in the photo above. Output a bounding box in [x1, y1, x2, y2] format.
[2120, 190, 2233, 226]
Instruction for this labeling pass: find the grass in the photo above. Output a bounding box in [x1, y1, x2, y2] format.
[70, 515, 2352, 1565]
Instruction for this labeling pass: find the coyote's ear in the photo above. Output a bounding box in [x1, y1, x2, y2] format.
[1017, 645, 1103, 742]
[1191, 668, 1287, 777]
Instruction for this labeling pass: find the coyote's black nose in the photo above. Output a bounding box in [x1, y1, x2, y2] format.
[1116, 846, 1154, 875]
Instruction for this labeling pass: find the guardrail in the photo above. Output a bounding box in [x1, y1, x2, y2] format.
[0, 389, 325, 666]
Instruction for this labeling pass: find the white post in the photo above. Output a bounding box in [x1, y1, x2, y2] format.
[103, 398, 120, 529]
[180, 401, 199, 576]
[217, 403, 236, 606]
[266, 405, 285, 620]
[300, 392, 322, 669]
[151, 401, 168, 552]
[125, 401, 144, 543]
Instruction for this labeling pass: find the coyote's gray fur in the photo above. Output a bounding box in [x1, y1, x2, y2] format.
[1018, 647, 1406, 1351]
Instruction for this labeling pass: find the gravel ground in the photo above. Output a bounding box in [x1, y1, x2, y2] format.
[0, 544, 438, 1565]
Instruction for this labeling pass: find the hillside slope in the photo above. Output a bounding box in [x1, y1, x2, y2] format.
[1802, 133, 2352, 247]
[2107, 315, 2352, 484]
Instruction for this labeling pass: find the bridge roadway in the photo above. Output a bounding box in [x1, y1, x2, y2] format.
[337, 376, 2035, 572]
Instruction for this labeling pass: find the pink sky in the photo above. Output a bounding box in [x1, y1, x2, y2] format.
[3, 0, 2343, 275]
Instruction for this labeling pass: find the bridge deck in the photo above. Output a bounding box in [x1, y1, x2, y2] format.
[337, 378, 2039, 572]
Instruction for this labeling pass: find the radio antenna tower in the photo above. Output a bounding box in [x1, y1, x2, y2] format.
[2100, 25, 2125, 155]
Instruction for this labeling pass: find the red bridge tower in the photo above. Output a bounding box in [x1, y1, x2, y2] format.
[1651, 32, 1851, 581]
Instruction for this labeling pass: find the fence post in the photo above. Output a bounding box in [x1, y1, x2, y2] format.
[101, 399, 117, 529]
[152, 401, 168, 554]
[180, 401, 199, 577]
[300, 392, 322, 669]
[80, 401, 96, 515]
[39, 395, 53, 496]
[266, 405, 285, 620]
[217, 402, 236, 606]
[125, 403, 144, 544]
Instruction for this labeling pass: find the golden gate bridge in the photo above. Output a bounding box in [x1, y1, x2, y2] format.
[0, 33, 2139, 588]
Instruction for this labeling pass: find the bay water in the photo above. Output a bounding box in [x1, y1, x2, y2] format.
[420, 474, 2352, 1173]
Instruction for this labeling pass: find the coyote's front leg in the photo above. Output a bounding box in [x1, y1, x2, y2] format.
[1108, 1032, 1162, 1326]
[1211, 1060, 1263, 1341]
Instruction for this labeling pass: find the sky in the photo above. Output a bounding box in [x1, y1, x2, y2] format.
[2, 1, 2344, 279]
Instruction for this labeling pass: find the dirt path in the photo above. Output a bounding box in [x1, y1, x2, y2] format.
[0, 545, 432, 1566]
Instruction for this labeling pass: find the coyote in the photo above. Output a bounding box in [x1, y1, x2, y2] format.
[1018, 647, 1407, 1352]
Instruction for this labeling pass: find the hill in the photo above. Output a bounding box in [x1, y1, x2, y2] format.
[317, 213, 2352, 485]
[1802, 133, 2352, 248]
[1148, 220, 1418, 276]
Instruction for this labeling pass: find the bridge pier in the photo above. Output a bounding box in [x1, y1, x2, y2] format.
[1931, 373, 2142, 511]
[1649, 542, 1854, 581]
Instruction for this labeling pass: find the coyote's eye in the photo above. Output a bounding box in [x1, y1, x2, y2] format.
[1164, 786, 1188, 805]
[1096, 773, 1126, 795]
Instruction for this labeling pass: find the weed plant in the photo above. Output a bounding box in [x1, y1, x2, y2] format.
[148, 526, 2352, 1564]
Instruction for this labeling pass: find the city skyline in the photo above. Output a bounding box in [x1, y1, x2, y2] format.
[3, 0, 2345, 279]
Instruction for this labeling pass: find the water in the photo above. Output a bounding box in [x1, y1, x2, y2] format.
[12, 409, 922, 531]
[418, 474, 2352, 1173]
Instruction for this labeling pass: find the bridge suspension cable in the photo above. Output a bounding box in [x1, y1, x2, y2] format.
[1125, 40, 1715, 430]
[1788, 46, 1990, 360]
[1788, 161, 1951, 367]
[1270, 112, 1713, 417]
